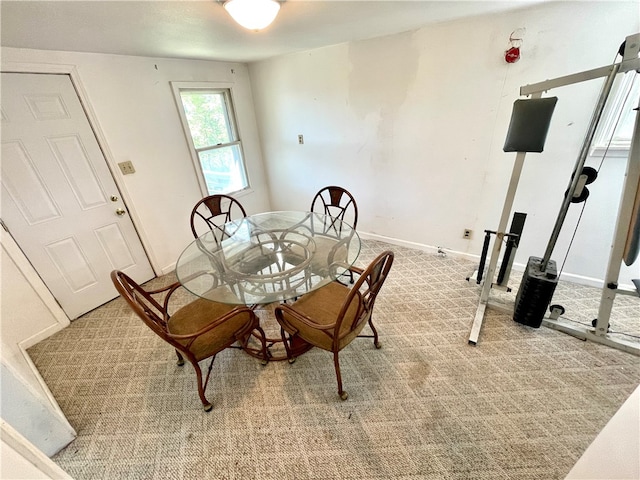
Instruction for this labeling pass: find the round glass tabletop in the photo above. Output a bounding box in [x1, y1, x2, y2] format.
[175, 211, 361, 305]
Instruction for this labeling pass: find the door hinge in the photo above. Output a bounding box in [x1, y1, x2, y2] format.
[0, 219, 9, 233]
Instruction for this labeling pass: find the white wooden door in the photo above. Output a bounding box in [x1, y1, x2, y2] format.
[1, 73, 154, 319]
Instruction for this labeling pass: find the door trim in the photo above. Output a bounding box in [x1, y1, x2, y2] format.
[1, 62, 159, 277]
[1, 229, 70, 331]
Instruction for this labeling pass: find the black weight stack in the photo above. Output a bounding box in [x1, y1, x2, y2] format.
[513, 256, 558, 328]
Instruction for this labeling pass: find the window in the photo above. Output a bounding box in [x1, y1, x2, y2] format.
[591, 72, 639, 157]
[172, 83, 249, 195]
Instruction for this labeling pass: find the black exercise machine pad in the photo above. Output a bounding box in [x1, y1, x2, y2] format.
[504, 97, 558, 153]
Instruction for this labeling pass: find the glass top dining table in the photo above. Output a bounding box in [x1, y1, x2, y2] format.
[175, 211, 361, 305]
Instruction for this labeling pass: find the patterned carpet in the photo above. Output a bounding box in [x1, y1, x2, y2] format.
[28, 239, 640, 479]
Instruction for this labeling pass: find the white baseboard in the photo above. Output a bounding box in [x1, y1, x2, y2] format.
[18, 323, 67, 351]
[358, 231, 629, 290]
[166, 230, 627, 291]
[358, 231, 481, 263]
[162, 262, 177, 276]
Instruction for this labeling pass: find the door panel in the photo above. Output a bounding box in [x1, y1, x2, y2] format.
[1, 73, 154, 319]
[2, 140, 62, 223]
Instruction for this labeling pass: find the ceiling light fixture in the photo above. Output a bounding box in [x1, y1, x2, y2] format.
[222, 0, 281, 31]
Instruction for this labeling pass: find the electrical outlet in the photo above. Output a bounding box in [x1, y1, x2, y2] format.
[118, 161, 135, 175]
[298, 134, 304, 144]
[463, 229, 472, 239]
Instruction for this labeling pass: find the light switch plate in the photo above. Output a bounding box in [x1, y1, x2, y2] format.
[118, 161, 135, 175]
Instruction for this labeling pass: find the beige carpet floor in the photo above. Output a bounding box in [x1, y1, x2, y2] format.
[28, 239, 640, 479]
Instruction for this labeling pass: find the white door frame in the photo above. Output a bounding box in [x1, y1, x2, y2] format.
[1, 61, 161, 309]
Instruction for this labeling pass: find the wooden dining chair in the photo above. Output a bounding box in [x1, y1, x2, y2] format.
[111, 270, 268, 412]
[310, 186, 359, 282]
[190, 194, 247, 242]
[275, 250, 394, 400]
[190, 194, 281, 282]
[310, 186, 358, 230]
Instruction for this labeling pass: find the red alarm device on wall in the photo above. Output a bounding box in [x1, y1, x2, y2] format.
[505, 46, 520, 63]
[505, 28, 525, 63]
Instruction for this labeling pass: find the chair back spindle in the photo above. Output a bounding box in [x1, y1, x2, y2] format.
[336, 251, 393, 340]
[190, 194, 247, 242]
[310, 186, 358, 233]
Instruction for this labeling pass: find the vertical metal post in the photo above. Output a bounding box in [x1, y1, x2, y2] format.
[540, 64, 621, 272]
[595, 94, 640, 336]
[479, 152, 527, 302]
[469, 150, 528, 344]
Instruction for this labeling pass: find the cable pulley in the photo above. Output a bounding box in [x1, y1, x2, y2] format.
[565, 166, 598, 204]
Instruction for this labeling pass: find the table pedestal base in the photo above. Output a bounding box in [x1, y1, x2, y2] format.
[241, 303, 314, 362]
[243, 328, 313, 362]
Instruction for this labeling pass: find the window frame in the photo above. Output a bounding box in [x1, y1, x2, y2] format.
[171, 81, 251, 196]
[591, 72, 639, 158]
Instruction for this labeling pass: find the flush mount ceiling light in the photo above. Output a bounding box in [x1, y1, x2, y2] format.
[222, 0, 281, 31]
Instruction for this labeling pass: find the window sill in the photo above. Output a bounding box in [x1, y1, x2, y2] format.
[589, 146, 631, 158]
[229, 187, 254, 199]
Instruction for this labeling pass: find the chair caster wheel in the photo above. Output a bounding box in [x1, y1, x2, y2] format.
[374, 342, 381, 349]
[288, 357, 296, 364]
[261, 359, 268, 366]
[177, 359, 185, 366]
[203, 403, 213, 412]
[340, 391, 349, 401]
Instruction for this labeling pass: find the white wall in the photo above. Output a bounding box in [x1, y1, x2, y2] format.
[1, 48, 272, 274]
[0, 0, 638, 462]
[0, 48, 272, 458]
[0, 244, 66, 391]
[249, 1, 640, 288]
[1, 237, 76, 456]
[1, 420, 72, 479]
[0, 362, 76, 457]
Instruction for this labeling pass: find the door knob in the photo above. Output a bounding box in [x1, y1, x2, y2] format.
[110, 195, 119, 202]
[115, 208, 126, 216]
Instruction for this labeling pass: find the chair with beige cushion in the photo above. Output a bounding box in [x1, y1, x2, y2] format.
[275, 250, 394, 400]
[111, 270, 268, 412]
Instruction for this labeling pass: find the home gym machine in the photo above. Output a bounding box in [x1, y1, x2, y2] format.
[469, 33, 640, 356]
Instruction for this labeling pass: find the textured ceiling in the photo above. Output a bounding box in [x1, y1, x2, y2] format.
[1, 1, 543, 63]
